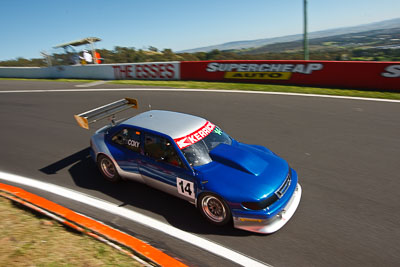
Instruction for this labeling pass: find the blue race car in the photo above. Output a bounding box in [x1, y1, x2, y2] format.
[75, 98, 302, 234]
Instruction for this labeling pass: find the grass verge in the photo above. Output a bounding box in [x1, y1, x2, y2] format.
[0, 196, 141, 267]
[111, 80, 400, 100]
[0, 78, 95, 83]
[1, 78, 399, 100]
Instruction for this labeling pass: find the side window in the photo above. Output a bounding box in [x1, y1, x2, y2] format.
[112, 128, 141, 153]
[144, 133, 184, 168]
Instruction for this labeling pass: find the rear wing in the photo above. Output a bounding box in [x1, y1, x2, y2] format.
[74, 98, 138, 129]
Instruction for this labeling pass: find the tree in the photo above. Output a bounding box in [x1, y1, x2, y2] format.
[148, 46, 158, 52]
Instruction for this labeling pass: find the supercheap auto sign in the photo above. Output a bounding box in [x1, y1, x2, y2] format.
[206, 62, 323, 80]
[180, 60, 325, 83]
[180, 60, 400, 90]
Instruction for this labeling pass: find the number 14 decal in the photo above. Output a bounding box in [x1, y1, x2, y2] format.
[176, 178, 195, 199]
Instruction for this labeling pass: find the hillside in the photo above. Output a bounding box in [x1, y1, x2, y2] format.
[180, 17, 400, 53]
[2, 18, 400, 67]
[242, 27, 400, 54]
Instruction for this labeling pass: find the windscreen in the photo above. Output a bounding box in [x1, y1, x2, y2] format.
[181, 126, 232, 167]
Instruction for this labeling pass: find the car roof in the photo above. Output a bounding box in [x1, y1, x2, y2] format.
[121, 110, 207, 139]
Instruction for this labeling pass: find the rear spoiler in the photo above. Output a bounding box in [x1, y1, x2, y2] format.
[74, 98, 138, 129]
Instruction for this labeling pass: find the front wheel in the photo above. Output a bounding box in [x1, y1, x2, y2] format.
[198, 193, 231, 226]
[97, 154, 121, 182]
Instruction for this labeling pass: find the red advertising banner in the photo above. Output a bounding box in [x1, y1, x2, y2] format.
[180, 60, 400, 91]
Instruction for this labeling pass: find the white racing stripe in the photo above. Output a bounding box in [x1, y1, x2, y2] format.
[0, 171, 271, 267]
[0, 87, 399, 103]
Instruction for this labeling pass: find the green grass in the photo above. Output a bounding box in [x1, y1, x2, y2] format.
[0, 78, 95, 83]
[111, 80, 400, 100]
[0, 197, 142, 267]
[1, 78, 400, 100]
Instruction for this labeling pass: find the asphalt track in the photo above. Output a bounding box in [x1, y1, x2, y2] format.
[1, 80, 400, 266]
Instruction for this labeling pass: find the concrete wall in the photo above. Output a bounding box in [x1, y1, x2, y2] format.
[1, 61, 399, 90]
[0, 62, 180, 80]
[0, 66, 51, 79]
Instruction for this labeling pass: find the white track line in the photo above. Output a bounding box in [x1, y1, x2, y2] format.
[75, 81, 108, 87]
[0, 171, 271, 267]
[0, 87, 399, 103]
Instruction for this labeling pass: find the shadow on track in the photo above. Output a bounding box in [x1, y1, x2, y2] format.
[40, 148, 253, 237]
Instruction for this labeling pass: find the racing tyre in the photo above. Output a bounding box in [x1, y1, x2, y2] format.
[97, 155, 121, 183]
[198, 193, 231, 226]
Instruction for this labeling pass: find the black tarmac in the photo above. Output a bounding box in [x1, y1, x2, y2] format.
[1, 80, 399, 267]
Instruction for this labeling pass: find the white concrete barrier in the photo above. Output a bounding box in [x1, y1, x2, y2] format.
[0, 62, 181, 80]
[0, 67, 51, 79]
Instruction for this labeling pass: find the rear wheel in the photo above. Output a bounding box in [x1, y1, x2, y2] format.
[97, 154, 121, 182]
[198, 193, 231, 226]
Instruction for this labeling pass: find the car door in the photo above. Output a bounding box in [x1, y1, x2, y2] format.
[108, 127, 144, 183]
[139, 132, 197, 204]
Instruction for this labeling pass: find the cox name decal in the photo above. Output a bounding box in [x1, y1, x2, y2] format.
[381, 65, 400, 78]
[127, 139, 140, 148]
[113, 63, 177, 80]
[174, 121, 216, 149]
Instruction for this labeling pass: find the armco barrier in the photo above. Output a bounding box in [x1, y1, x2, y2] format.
[181, 60, 400, 91]
[1, 60, 399, 90]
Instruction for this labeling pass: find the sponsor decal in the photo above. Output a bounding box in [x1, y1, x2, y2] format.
[206, 62, 323, 75]
[174, 121, 215, 149]
[112, 63, 176, 79]
[214, 127, 223, 136]
[381, 65, 400, 78]
[112, 65, 133, 79]
[135, 63, 175, 79]
[224, 71, 292, 80]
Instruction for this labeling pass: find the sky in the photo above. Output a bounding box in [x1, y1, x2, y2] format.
[1, 0, 400, 61]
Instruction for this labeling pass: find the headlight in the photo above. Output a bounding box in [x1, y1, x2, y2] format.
[242, 194, 279, 210]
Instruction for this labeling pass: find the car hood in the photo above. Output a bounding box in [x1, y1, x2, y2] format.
[196, 142, 289, 202]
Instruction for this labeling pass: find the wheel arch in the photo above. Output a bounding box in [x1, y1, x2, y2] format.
[95, 152, 109, 162]
[196, 190, 225, 208]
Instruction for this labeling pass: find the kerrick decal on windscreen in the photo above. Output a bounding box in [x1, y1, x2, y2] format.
[174, 121, 216, 149]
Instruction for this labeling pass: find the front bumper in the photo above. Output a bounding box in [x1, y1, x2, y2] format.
[233, 183, 302, 234]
